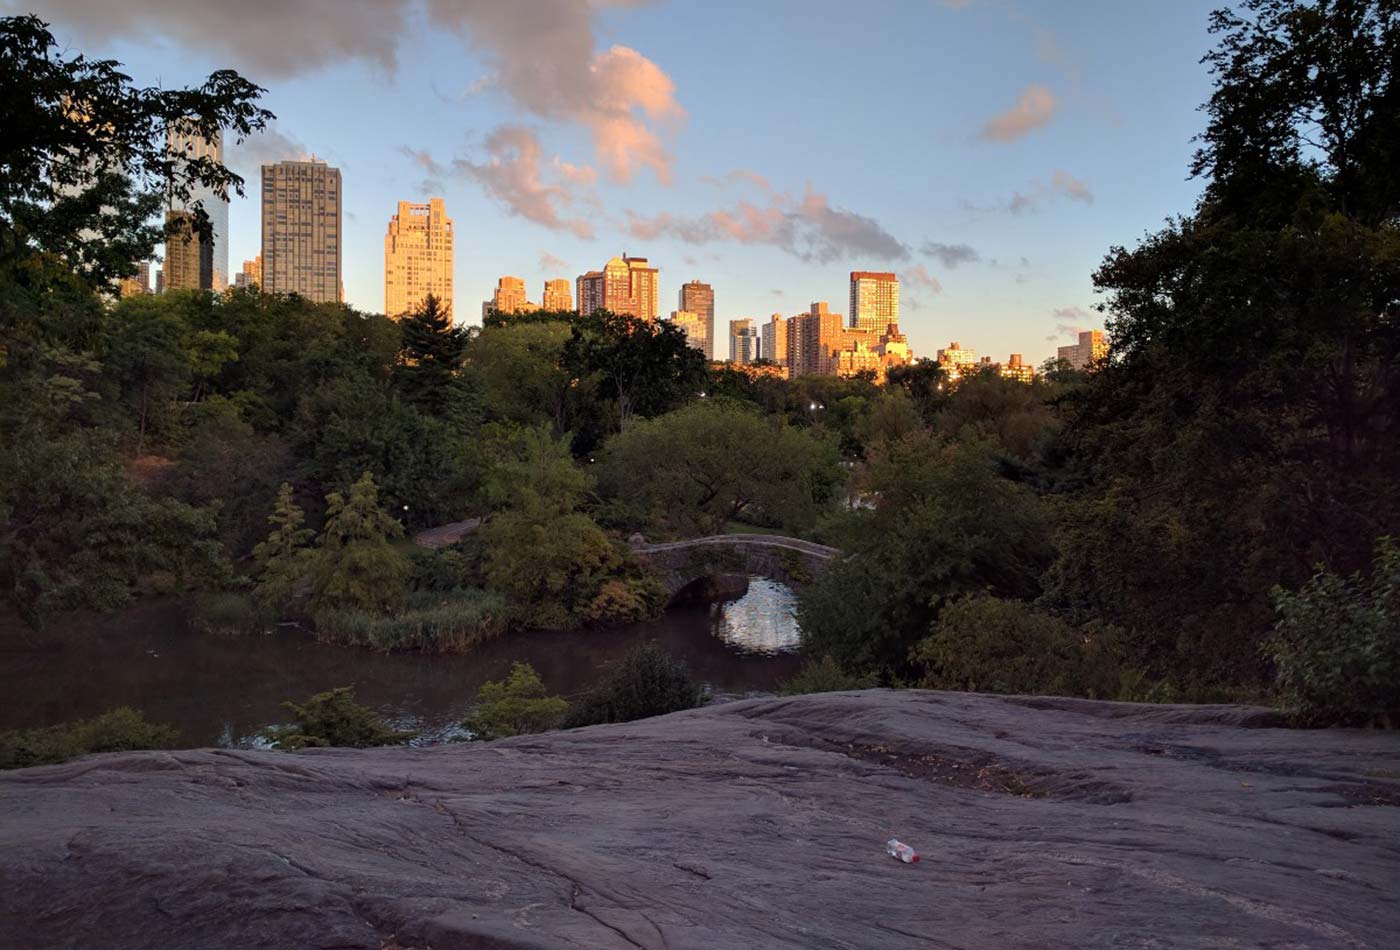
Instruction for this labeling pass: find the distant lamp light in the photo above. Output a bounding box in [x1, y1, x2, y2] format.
[809, 401, 818, 411]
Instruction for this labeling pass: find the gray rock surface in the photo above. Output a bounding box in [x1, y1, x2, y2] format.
[2, 690, 1398, 949]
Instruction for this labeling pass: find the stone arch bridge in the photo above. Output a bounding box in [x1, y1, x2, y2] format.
[629, 534, 841, 601]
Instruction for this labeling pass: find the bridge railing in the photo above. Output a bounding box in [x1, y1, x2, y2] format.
[630, 534, 840, 560]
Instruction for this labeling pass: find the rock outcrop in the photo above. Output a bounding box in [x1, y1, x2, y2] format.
[2, 690, 1397, 949]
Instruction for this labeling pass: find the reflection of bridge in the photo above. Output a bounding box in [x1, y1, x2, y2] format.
[630, 534, 841, 600]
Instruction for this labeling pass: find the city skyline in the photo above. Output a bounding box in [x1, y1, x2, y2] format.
[27, 0, 1227, 362]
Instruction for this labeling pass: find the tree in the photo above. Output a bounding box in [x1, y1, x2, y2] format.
[252, 483, 314, 612]
[913, 596, 1118, 699]
[464, 663, 570, 739]
[480, 510, 625, 630]
[465, 320, 573, 430]
[1267, 536, 1400, 726]
[391, 294, 475, 421]
[596, 399, 844, 536]
[566, 643, 702, 727]
[309, 472, 411, 613]
[262, 687, 415, 750]
[799, 436, 1054, 675]
[1047, 0, 1400, 691]
[562, 309, 707, 433]
[0, 15, 271, 291]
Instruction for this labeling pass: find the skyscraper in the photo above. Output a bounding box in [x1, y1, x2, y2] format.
[486, 276, 532, 318]
[260, 158, 342, 303]
[678, 280, 714, 359]
[849, 271, 899, 334]
[669, 310, 710, 357]
[729, 318, 757, 364]
[576, 254, 659, 319]
[541, 278, 572, 312]
[235, 254, 262, 289]
[163, 209, 213, 291]
[1057, 330, 1108, 370]
[384, 198, 454, 318]
[762, 313, 788, 365]
[118, 261, 151, 298]
[787, 302, 847, 375]
[167, 121, 229, 290]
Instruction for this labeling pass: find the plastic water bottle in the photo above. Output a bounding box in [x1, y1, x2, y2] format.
[886, 838, 920, 863]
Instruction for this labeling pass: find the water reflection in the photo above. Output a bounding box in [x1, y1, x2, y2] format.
[712, 579, 800, 655]
[0, 577, 804, 748]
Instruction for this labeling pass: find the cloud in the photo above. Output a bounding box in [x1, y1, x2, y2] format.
[228, 124, 313, 175]
[903, 265, 943, 294]
[539, 251, 568, 273]
[1051, 169, 1094, 203]
[1047, 305, 1092, 341]
[26, 0, 412, 77]
[30, 0, 684, 184]
[920, 241, 980, 268]
[626, 183, 908, 264]
[979, 84, 1058, 142]
[969, 171, 1093, 215]
[699, 169, 772, 190]
[448, 125, 594, 237]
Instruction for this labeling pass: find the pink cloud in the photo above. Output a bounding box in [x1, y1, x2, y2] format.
[980, 84, 1059, 142]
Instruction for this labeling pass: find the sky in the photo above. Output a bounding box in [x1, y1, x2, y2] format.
[13, 0, 1223, 362]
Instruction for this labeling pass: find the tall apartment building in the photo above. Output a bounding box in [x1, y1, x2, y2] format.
[163, 209, 213, 291]
[235, 254, 262, 289]
[576, 254, 658, 319]
[541, 278, 572, 312]
[118, 260, 151, 298]
[999, 353, 1035, 383]
[167, 121, 229, 290]
[1057, 330, 1108, 370]
[849, 271, 899, 334]
[787, 302, 847, 376]
[669, 310, 710, 357]
[678, 280, 714, 359]
[260, 158, 342, 303]
[384, 198, 453, 318]
[729, 318, 757, 364]
[484, 276, 533, 319]
[762, 313, 788, 365]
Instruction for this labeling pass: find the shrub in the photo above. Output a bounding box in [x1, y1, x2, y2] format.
[1267, 537, 1400, 726]
[464, 663, 570, 740]
[312, 589, 509, 652]
[567, 643, 702, 727]
[188, 591, 268, 636]
[580, 576, 666, 625]
[0, 708, 180, 770]
[779, 655, 878, 695]
[912, 595, 1118, 698]
[261, 687, 415, 749]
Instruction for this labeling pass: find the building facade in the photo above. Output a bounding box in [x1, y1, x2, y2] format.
[1057, 330, 1108, 370]
[485, 276, 533, 318]
[762, 313, 788, 365]
[167, 121, 229, 290]
[729, 318, 757, 364]
[669, 310, 710, 357]
[678, 280, 715, 359]
[163, 209, 213, 291]
[235, 254, 261, 289]
[541, 278, 572, 312]
[849, 271, 899, 334]
[118, 260, 151, 298]
[936, 341, 979, 380]
[577, 254, 659, 320]
[384, 198, 453, 318]
[999, 353, 1035, 383]
[260, 158, 342, 303]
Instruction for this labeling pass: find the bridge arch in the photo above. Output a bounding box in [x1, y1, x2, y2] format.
[629, 534, 840, 602]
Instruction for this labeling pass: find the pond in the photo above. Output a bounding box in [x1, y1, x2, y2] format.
[0, 578, 804, 747]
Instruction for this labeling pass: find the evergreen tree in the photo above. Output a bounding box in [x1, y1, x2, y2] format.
[251, 483, 314, 612]
[310, 472, 411, 612]
[391, 294, 473, 420]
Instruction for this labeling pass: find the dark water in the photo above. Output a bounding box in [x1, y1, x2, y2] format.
[0, 578, 803, 747]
